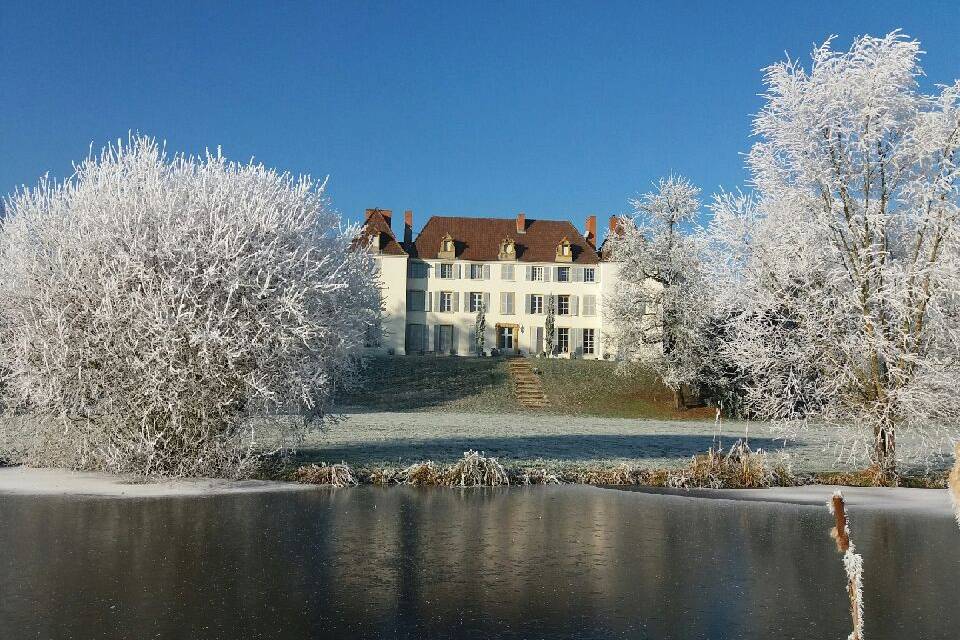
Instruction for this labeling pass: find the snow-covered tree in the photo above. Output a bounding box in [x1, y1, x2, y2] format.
[0, 136, 381, 477]
[544, 294, 556, 355]
[475, 301, 486, 354]
[605, 176, 717, 407]
[711, 32, 960, 473]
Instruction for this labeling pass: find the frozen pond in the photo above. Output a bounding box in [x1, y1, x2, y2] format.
[1, 485, 957, 639]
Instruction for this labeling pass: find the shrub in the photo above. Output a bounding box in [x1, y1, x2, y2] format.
[0, 136, 380, 477]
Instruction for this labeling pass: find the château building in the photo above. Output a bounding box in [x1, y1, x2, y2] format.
[357, 208, 623, 358]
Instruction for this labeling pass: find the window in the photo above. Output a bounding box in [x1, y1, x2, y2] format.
[407, 290, 426, 312]
[557, 328, 570, 354]
[439, 263, 454, 279]
[583, 328, 595, 355]
[469, 292, 484, 312]
[557, 266, 570, 282]
[501, 264, 515, 281]
[469, 264, 484, 279]
[500, 292, 515, 314]
[582, 294, 596, 316]
[557, 295, 570, 315]
[530, 294, 544, 315]
[440, 292, 453, 312]
[531, 266, 544, 281]
[405, 323, 427, 353]
[408, 261, 428, 279]
[583, 267, 595, 283]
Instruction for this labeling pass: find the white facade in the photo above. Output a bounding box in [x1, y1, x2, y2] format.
[374, 258, 621, 359]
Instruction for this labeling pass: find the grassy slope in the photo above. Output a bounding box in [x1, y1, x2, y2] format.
[335, 355, 714, 420]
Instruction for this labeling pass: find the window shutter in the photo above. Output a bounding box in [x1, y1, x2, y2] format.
[574, 328, 583, 355]
[544, 267, 552, 282]
[455, 264, 462, 279]
[571, 296, 579, 316]
[433, 325, 440, 351]
[434, 291, 441, 312]
[525, 265, 532, 281]
[483, 264, 491, 280]
[524, 294, 532, 314]
[573, 267, 583, 282]
[453, 293, 460, 312]
[483, 292, 491, 312]
[468, 328, 476, 352]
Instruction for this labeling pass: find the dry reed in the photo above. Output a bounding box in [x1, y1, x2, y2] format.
[293, 462, 358, 487]
[828, 491, 864, 640]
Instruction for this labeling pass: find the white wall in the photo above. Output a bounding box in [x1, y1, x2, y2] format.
[406, 260, 605, 358]
[372, 255, 408, 355]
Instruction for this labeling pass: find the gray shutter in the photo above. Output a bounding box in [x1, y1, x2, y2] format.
[525, 265, 532, 281]
[574, 328, 583, 355]
[434, 291, 441, 312]
[544, 266, 552, 282]
[453, 292, 460, 313]
[433, 325, 440, 351]
[571, 296, 579, 316]
[455, 264, 462, 279]
[573, 267, 583, 282]
[483, 264, 491, 280]
[524, 294, 531, 314]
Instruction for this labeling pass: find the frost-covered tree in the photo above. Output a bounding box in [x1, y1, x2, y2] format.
[605, 176, 716, 407]
[711, 32, 960, 473]
[0, 136, 381, 477]
[475, 302, 486, 354]
[544, 294, 556, 355]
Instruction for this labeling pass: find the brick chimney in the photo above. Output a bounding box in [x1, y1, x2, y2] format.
[516, 211, 526, 234]
[584, 215, 597, 247]
[365, 208, 393, 228]
[608, 215, 619, 235]
[403, 210, 413, 244]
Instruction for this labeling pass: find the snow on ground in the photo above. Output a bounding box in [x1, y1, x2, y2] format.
[302, 411, 945, 472]
[0, 466, 311, 498]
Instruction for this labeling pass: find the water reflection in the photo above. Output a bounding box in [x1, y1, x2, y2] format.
[1, 486, 957, 639]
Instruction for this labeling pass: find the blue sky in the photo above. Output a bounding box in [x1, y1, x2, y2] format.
[2, 1, 958, 229]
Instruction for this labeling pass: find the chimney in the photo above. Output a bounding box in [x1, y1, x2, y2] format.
[585, 215, 597, 247]
[403, 210, 413, 244]
[609, 215, 619, 235]
[516, 211, 526, 234]
[365, 208, 393, 228]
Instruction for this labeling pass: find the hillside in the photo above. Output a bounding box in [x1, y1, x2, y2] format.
[334, 356, 715, 420]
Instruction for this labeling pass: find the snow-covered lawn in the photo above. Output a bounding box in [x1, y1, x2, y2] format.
[300, 411, 951, 474]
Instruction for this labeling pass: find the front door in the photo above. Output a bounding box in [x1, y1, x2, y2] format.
[497, 326, 516, 352]
[436, 325, 453, 354]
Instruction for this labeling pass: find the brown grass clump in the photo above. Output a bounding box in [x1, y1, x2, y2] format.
[827, 492, 865, 640]
[402, 461, 442, 486]
[441, 450, 510, 487]
[668, 440, 794, 489]
[367, 467, 401, 486]
[949, 443, 960, 528]
[293, 462, 358, 487]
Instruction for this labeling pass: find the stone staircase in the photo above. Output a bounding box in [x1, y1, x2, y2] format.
[508, 358, 549, 409]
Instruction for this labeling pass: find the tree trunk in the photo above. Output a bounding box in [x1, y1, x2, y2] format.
[673, 386, 683, 410]
[873, 421, 897, 480]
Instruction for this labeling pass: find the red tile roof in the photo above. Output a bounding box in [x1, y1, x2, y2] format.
[356, 209, 407, 256]
[411, 216, 599, 264]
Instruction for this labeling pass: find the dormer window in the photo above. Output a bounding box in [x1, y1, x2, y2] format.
[498, 238, 517, 261]
[371, 231, 383, 254]
[555, 237, 573, 262]
[438, 233, 456, 259]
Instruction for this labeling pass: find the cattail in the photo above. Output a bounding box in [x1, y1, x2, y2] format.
[828, 491, 864, 640]
[948, 443, 960, 529]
